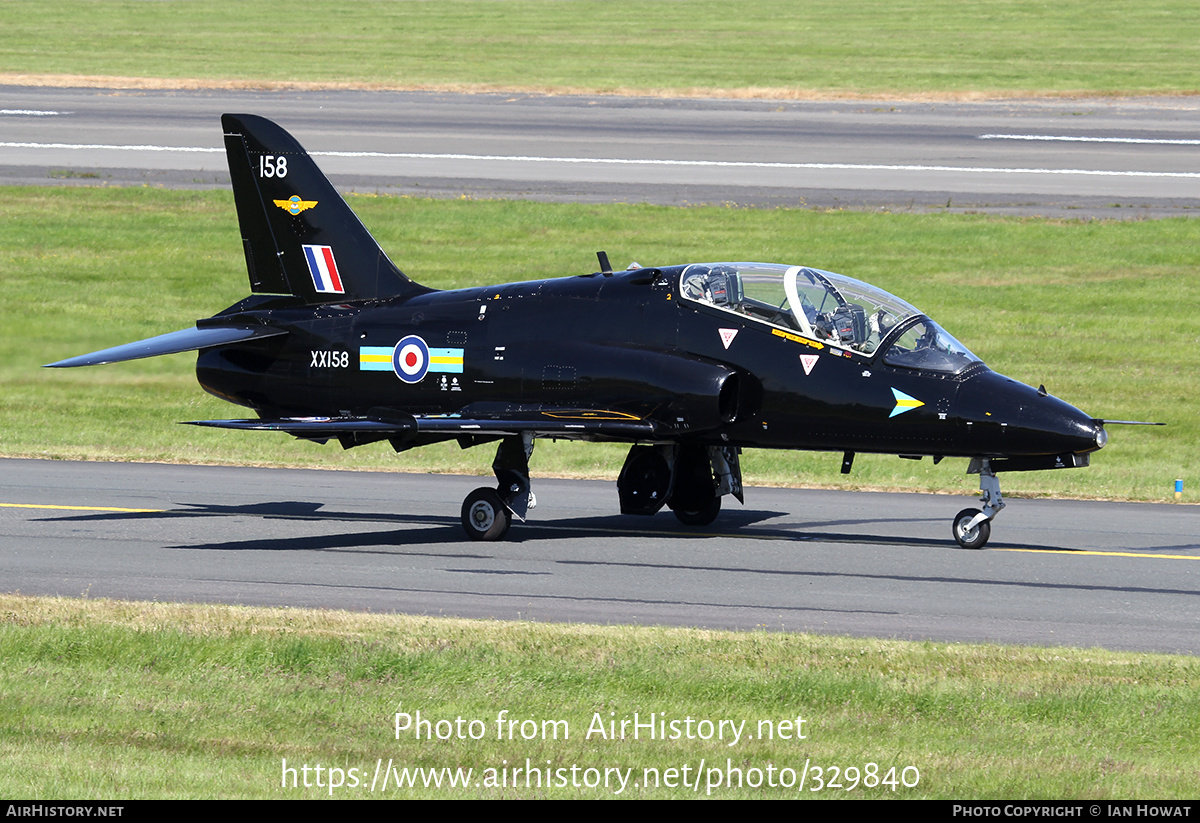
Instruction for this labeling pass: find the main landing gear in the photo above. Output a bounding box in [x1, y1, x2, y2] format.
[952, 458, 1006, 550]
[617, 443, 743, 527]
[459, 438, 743, 540]
[460, 434, 535, 541]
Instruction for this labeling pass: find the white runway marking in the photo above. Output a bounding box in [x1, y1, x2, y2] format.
[980, 133, 1200, 145]
[4, 141, 1200, 179]
[0, 141, 222, 153]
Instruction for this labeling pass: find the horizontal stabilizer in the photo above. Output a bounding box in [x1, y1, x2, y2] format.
[45, 325, 287, 368]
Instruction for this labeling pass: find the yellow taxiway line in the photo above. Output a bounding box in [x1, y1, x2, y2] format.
[0, 502, 163, 514]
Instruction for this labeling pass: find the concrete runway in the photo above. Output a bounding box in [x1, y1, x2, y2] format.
[3, 459, 1198, 653]
[4, 86, 1200, 216]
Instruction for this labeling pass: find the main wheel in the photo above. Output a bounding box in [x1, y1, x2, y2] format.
[462, 487, 512, 541]
[952, 507, 991, 550]
[670, 492, 721, 526]
[668, 445, 722, 526]
[617, 446, 672, 515]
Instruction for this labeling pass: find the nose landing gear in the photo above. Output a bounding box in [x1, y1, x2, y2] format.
[953, 459, 1005, 549]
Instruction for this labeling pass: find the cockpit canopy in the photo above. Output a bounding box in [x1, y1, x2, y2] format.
[679, 262, 981, 374]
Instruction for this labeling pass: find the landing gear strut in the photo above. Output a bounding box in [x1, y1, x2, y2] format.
[460, 433, 535, 541]
[953, 459, 1005, 549]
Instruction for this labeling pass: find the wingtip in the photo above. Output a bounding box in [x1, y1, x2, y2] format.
[1094, 419, 1166, 426]
[43, 355, 106, 369]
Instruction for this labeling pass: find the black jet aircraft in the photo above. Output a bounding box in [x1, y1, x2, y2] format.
[49, 114, 1129, 548]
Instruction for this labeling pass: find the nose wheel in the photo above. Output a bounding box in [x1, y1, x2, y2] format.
[952, 508, 991, 550]
[953, 459, 1005, 550]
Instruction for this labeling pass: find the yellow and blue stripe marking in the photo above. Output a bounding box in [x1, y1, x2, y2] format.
[359, 346, 393, 371]
[359, 340, 464, 381]
[428, 348, 464, 374]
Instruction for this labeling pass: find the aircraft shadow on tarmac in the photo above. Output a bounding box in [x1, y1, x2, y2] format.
[31, 502, 1200, 602]
[39, 498, 1071, 553]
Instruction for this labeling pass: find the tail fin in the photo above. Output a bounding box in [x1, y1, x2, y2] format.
[222, 113, 431, 303]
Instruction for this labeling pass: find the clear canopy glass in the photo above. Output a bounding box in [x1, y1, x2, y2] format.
[679, 263, 981, 374]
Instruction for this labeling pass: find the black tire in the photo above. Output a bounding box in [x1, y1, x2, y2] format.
[617, 446, 672, 515]
[668, 445, 722, 526]
[670, 491, 721, 526]
[461, 487, 512, 541]
[952, 507, 991, 550]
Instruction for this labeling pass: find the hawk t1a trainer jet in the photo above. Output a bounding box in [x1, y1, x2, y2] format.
[49, 114, 1125, 549]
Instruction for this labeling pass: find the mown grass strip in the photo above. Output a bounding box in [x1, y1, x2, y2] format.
[2, 594, 1197, 799]
[2, 1, 1200, 97]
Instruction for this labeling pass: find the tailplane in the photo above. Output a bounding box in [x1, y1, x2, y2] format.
[222, 113, 431, 303]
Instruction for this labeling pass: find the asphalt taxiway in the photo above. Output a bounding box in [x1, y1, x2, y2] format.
[3, 459, 1197, 653]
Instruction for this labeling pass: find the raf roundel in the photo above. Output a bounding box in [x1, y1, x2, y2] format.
[392, 335, 430, 383]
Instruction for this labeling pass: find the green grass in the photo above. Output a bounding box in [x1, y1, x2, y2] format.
[1, 186, 1191, 501]
[3, 0, 1200, 97]
[3, 594, 1198, 798]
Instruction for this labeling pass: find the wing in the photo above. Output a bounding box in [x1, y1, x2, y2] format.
[187, 405, 666, 448]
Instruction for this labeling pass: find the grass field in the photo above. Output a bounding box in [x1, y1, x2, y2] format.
[3, 0, 1200, 97]
[4, 594, 1198, 799]
[2, 186, 1190, 501]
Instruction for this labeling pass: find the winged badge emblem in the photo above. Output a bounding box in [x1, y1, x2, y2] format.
[274, 195, 318, 215]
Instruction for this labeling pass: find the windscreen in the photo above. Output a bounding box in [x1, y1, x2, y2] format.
[679, 262, 981, 373]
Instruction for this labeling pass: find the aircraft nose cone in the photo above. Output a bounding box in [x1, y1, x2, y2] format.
[955, 371, 1103, 456]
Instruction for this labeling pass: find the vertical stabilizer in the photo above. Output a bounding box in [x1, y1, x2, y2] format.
[222, 113, 431, 303]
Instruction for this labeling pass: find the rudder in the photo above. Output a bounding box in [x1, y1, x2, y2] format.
[222, 113, 431, 303]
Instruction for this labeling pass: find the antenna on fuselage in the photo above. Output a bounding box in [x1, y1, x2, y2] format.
[597, 250, 613, 275]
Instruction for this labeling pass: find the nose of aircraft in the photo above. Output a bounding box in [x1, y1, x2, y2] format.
[954, 370, 1105, 456]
